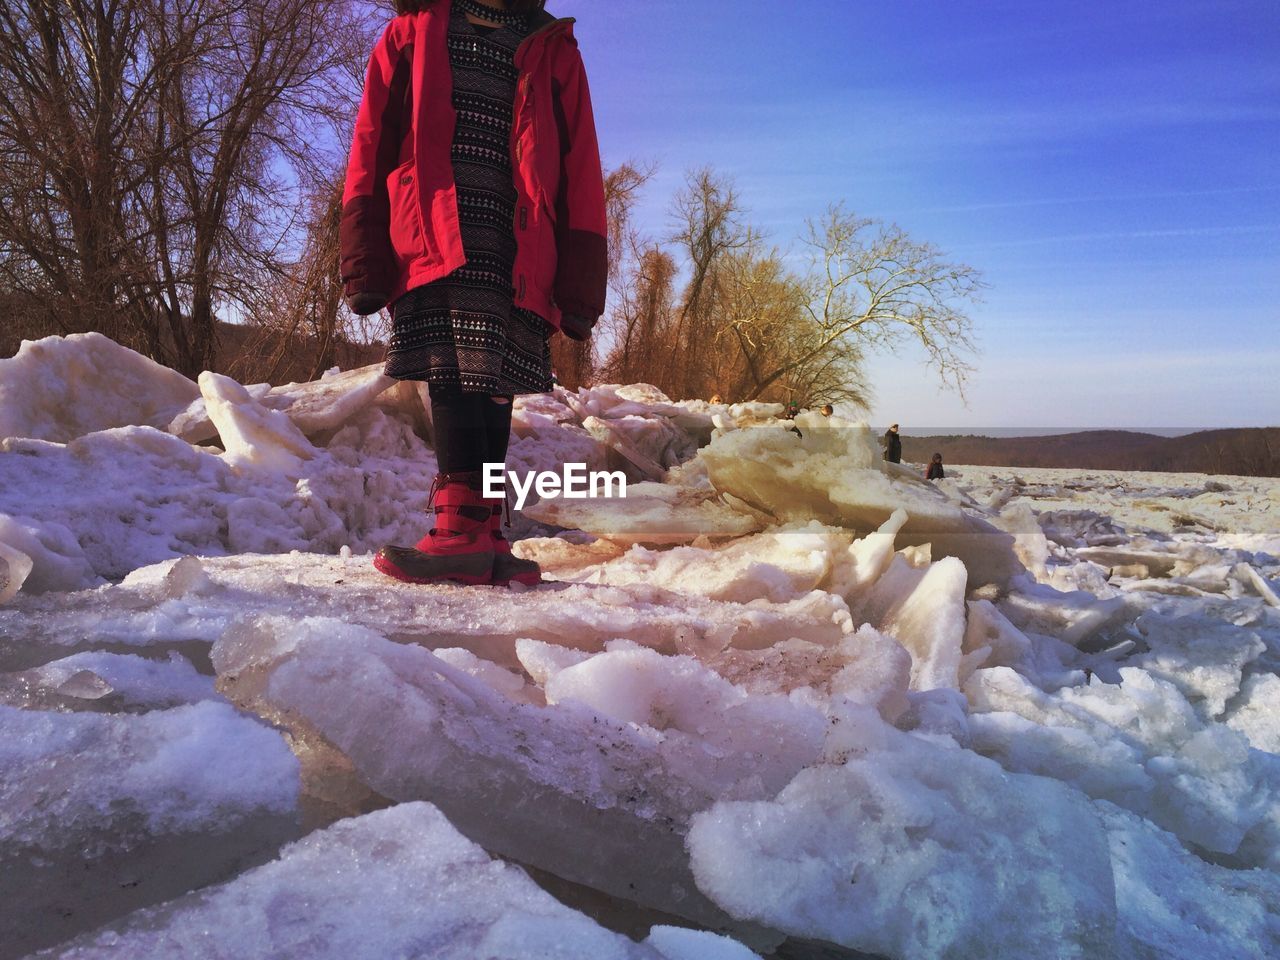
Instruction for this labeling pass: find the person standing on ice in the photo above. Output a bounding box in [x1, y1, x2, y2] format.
[882, 423, 902, 463]
[925, 452, 945, 480]
[339, 0, 607, 587]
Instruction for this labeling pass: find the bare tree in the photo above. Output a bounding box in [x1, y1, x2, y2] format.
[727, 204, 981, 401]
[666, 167, 748, 398]
[602, 244, 677, 386]
[0, 0, 365, 376]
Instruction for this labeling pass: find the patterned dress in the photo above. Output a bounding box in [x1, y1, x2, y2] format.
[384, 8, 553, 395]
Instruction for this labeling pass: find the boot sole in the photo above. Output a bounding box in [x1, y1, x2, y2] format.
[372, 551, 493, 586]
[492, 545, 543, 587]
[492, 571, 543, 587]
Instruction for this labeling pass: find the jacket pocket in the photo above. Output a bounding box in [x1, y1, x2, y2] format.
[386, 159, 423, 264]
[533, 198, 559, 305]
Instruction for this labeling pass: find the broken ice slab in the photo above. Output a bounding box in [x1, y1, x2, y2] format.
[1098, 800, 1280, 960]
[32, 802, 758, 960]
[212, 617, 811, 949]
[686, 701, 1118, 960]
[1130, 612, 1266, 717]
[0, 702, 300, 959]
[0, 552, 851, 678]
[1235, 562, 1280, 608]
[705, 626, 912, 725]
[1224, 672, 1280, 754]
[198, 371, 316, 475]
[1, 650, 220, 713]
[524, 479, 763, 545]
[1035, 508, 1128, 547]
[851, 554, 968, 692]
[960, 598, 1084, 690]
[0, 333, 198, 444]
[696, 421, 1022, 588]
[998, 578, 1131, 647]
[965, 665, 1280, 866]
[1075, 541, 1225, 580]
[531, 522, 855, 604]
[0, 536, 33, 603]
[168, 364, 395, 446]
[0, 511, 100, 594]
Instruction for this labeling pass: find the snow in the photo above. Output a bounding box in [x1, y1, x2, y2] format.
[3, 335, 1280, 959]
[0, 333, 198, 443]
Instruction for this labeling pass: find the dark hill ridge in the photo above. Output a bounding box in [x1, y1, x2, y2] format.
[899, 428, 1280, 477]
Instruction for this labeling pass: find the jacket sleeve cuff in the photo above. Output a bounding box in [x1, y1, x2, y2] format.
[553, 227, 607, 320]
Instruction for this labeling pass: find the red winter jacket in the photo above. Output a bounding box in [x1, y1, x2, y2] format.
[339, 1, 607, 330]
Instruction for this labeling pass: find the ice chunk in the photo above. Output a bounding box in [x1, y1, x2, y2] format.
[708, 625, 912, 724]
[433, 646, 535, 702]
[8, 651, 218, 710]
[0, 512, 98, 593]
[55, 669, 114, 699]
[548, 523, 852, 603]
[992, 502, 1050, 580]
[515, 636, 594, 686]
[0, 333, 198, 442]
[198, 371, 316, 474]
[36, 802, 699, 960]
[698, 419, 1022, 588]
[644, 925, 762, 960]
[543, 645, 826, 798]
[262, 364, 394, 436]
[0, 537, 33, 603]
[960, 598, 1084, 689]
[0, 702, 299, 957]
[687, 701, 1117, 959]
[583, 414, 673, 480]
[0, 428, 236, 584]
[1098, 800, 1280, 960]
[511, 536, 629, 579]
[212, 617, 795, 944]
[1131, 612, 1266, 717]
[1235, 562, 1280, 608]
[999, 578, 1131, 646]
[1224, 673, 1280, 754]
[524, 480, 763, 544]
[826, 507, 908, 599]
[853, 554, 968, 691]
[966, 665, 1279, 862]
[169, 366, 395, 446]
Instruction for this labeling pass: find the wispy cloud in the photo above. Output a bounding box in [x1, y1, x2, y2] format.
[968, 223, 1280, 249]
[908, 185, 1280, 215]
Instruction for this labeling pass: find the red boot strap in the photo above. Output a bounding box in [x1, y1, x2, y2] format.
[433, 505, 490, 536]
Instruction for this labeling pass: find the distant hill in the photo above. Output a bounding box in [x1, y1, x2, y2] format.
[898, 428, 1280, 478]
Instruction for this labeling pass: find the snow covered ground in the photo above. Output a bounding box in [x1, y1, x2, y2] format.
[2, 333, 1279, 960]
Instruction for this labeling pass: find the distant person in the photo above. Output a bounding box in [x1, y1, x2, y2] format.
[820, 404, 833, 417]
[925, 452, 945, 480]
[787, 401, 802, 437]
[709, 393, 722, 404]
[882, 423, 902, 463]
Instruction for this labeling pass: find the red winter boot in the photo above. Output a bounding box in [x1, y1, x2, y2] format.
[485, 490, 542, 587]
[373, 473, 494, 585]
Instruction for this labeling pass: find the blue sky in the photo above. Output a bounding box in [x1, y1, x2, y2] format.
[552, 0, 1279, 429]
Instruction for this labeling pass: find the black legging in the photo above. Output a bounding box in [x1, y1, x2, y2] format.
[428, 383, 513, 475]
